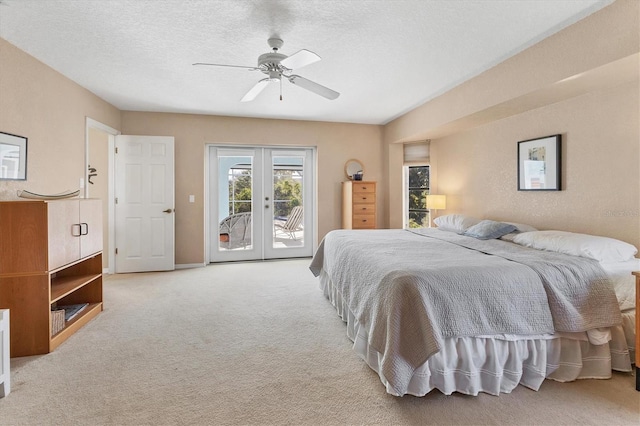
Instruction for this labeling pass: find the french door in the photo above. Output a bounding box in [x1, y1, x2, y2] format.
[208, 146, 314, 262]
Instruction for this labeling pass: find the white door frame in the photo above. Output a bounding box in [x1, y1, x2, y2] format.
[205, 144, 317, 263]
[85, 117, 120, 274]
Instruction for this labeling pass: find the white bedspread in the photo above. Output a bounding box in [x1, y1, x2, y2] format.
[309, 229, 622, 396]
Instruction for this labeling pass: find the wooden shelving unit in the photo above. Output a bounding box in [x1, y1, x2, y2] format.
[0, 199, 103, 357]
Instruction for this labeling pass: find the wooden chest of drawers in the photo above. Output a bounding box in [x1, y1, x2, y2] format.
[342, 181, 376, 229]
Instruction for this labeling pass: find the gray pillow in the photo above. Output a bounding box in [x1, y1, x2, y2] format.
[464, 220, 517, 240]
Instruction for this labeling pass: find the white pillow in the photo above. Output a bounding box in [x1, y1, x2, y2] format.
[499, 222, 538, 242]
[433, 214, 481, 234]
[512, 230, 638, 262]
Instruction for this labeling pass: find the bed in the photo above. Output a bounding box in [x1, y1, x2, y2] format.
[309, 216, 638, 397]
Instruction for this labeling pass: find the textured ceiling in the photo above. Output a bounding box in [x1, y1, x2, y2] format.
[0, 0, 614, 125]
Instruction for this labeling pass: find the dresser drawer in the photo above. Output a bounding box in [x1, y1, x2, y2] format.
[353, 203, 375, 214]
[353, 215, 376, 228]
[352, 183, 376, 194]
[353, 193, 375, 204]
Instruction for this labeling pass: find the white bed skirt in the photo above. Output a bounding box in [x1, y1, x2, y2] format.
[318, 269, 633, 397]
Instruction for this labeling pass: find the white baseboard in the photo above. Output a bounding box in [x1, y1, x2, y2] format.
[104, 264, 205, 273]
[175, 263, 207, 270]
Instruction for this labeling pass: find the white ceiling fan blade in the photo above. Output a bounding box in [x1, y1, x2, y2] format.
[193, 62, 259, 71]
[280, 49, 321, 70]
[241, 78, 274, 102]
[287, 75, 340, 100]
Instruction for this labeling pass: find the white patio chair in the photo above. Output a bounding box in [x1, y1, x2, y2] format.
[274, 206, 304, 240]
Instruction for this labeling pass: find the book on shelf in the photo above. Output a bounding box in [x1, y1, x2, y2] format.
[52, 303, 89, 322]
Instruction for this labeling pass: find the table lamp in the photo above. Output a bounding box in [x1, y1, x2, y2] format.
[426, 194, 446, 227]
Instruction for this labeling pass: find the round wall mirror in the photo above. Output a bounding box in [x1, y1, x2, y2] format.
[344, 159, 364, 180]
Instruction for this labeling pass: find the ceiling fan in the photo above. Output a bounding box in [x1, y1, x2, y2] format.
[193, 37, 340, 102]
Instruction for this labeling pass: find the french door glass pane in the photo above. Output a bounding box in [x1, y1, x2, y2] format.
[271, 155, 304, 248]
[218, 156, 253, 251]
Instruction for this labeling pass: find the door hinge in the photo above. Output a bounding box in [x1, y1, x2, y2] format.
[115, 248, 118, 255]
[115, 197, 118, 204]
[115, 147, 119, 154]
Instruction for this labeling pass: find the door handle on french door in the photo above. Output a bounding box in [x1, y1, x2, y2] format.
[163, 208, 173, 213]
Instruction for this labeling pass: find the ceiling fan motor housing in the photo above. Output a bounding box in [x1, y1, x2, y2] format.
[258, 52, 289, 80]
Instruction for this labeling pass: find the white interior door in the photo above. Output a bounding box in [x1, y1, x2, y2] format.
[115, 135, 175, 272]
[209, 146, 314, 262]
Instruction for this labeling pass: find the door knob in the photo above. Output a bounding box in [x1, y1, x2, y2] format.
[163, 208, 173, 213]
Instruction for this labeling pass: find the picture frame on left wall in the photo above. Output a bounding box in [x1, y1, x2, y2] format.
[0, 131, 27, 180]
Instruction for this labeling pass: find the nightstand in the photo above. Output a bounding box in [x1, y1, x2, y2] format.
[634, 271, 639, 391]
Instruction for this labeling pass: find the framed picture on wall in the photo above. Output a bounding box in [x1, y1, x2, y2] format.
[0, 131, 28, 181]
[517, 134, 561, 191]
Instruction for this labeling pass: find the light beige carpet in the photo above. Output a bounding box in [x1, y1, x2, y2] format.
[1, 259, 638, 425]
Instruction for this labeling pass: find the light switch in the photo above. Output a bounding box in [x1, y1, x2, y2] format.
[189, 195, 195, 203]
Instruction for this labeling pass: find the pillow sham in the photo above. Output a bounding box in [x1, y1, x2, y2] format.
[512, 230, 638, 262]
[463, 220, 517, 240]
[499, 222, 538, 242]
[499, 232, 520, 242]
[502, 222, 538, 233]
[433, 214, 481, 234]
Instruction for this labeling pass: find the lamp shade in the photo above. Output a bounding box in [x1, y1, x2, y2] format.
[426, 194, 446, 210]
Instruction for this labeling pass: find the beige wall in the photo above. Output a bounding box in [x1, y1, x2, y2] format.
[433, 80, 639, 247]
[120, 112, 384, 264]
[0, 38, 121, 200]
[385, 0, 640, 249]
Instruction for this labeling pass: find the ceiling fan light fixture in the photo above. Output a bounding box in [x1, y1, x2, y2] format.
[267, 71, 281, 81]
